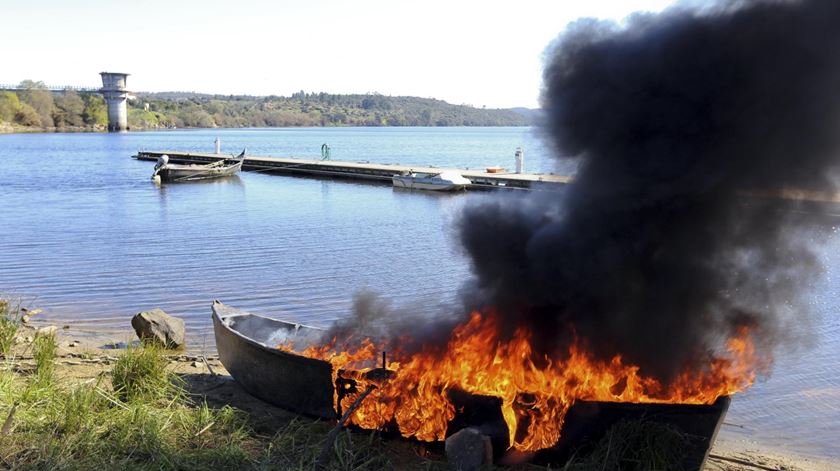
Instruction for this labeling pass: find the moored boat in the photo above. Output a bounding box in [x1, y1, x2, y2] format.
[153, 150, 246, 183]
[392, 170, 471, 191]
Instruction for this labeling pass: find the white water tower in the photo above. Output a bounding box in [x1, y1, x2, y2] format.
[99, 72, 130, 132]
[515, 147, 525, 174]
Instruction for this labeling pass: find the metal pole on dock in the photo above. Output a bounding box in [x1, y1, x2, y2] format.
[515, 147, 525, 174]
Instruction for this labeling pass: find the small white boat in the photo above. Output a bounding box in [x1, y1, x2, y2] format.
[392, 170, 471, 191]
[152, 150, 245, 183]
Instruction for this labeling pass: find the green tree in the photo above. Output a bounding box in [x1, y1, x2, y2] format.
[0, 91, 21, 123]
[82, 95, 108, 126]
[18, 80, 55, 127]
[128, 108, 163, 129]
[205, 100, 225, 115]
[177, 107, 215, 127]
[420, 109, 434, 125]
[53, 89, 85, 127]
[15, 103, 42, 126]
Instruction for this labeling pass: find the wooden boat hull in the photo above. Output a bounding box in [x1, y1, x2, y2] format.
[157, 160, 243, 182]
[211, 301, 336, 418]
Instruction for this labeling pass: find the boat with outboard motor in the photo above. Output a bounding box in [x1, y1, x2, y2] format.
[152, 149, 246, 183]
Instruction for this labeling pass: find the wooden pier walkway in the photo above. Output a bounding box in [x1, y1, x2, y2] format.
[134, 151, 571, 190]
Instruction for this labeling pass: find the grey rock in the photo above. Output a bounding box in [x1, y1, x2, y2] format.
[445, 427, 493, 471]
[37, 326, 58, 337]
[131, 308, 185, 348]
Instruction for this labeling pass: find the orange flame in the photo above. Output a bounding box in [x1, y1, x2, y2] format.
[281, 310, 761, 451]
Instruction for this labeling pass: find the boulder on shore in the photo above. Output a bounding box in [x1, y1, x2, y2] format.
[131, 308, 185, 349]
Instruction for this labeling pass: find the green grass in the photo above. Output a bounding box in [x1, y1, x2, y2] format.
[257, 419, 394, 470]
[32, 331, 57, 386]
[0, 344, 398, 470]
[562, 419, 693, 471]
[111, 343, 174, 403]
[0, 299, 20, 357]
[0, 344, 259, 469]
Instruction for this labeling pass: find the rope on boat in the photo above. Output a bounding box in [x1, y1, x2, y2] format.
[170, 161, 234, 182]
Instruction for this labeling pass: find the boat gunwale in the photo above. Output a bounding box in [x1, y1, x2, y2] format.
[211, 302, 328, 364]
[161, 163, 238, 171]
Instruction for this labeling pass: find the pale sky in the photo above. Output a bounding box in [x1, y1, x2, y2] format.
[1, 0, 676, 108]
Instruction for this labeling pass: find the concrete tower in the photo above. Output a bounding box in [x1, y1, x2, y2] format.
[99, 72, 130, 132]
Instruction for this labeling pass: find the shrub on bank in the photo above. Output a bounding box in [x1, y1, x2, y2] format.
[0, 299, 20, 358]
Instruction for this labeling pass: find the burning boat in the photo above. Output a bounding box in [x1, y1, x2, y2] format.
[212, 301, 744, 469]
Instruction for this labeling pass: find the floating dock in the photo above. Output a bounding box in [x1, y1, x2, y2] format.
[134, 151, 571, 190]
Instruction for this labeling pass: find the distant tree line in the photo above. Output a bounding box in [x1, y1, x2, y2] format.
[0, 80, 533, 131]
[0, 80, 107, 130]
[129, 91, 533, 129]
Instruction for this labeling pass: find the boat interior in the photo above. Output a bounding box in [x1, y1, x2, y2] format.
[214, 302, 326, 352]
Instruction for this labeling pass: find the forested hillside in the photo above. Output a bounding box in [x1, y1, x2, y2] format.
[130, 91, 532, 128]
[0, 81, 533, 132]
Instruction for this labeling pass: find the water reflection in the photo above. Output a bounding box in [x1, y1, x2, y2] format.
[391, 187, 469, 198]
[154, 174, 244, 189]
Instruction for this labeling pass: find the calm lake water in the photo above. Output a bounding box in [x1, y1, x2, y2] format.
[0, 127, 837, 459]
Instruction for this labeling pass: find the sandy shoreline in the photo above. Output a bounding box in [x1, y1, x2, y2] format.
[8, 321, 838, 471]
[706, 441, 838, 471]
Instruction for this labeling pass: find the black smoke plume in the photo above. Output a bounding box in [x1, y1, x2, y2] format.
[322, 0, 840, 384]
[458, 0, 840, 381]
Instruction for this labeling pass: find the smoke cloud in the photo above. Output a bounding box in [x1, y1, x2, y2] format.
[457, 0, 840, 381]
[324, 0, 840, 385]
